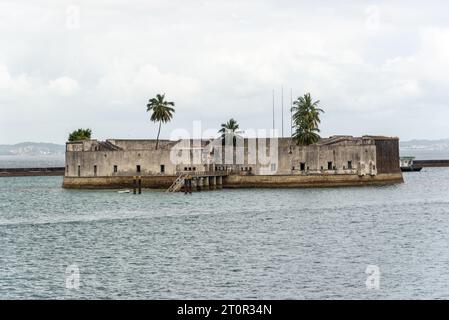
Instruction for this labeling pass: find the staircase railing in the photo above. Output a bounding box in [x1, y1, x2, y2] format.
[166, 173, 188, 193]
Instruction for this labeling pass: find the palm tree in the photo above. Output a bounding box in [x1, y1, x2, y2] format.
[218, 118, 242, 145]
[291, 93, 324, 145]
[146, 93, 175, 150]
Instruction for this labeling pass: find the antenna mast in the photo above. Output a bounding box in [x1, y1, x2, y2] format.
[281, 86, 284, 138]
[272, 89, 275, 133]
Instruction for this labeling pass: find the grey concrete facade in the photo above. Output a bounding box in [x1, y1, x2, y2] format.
[63, 136, 402, 188]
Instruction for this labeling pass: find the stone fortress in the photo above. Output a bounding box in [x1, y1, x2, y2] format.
[63, 135, 403, 189]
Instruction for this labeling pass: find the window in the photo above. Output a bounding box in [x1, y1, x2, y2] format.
[328, 162, 333, 170]
[300, 162, 306, 171]
[348, 161, 352, 169]
[193, 167, 196, 171]
[271, 163, 277, 171]
[185, 167, 188, 171]
[160, 165, 165, 173]
[66, 165, 69, 173]
[78, 165, 81, 177]
[94, 165, 97, 176]
[136, 165, 141, 173]
[113, 165, 118, 173]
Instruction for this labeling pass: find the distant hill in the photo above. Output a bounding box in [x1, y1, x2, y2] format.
[400, 139, 449, 160]
[0, 142, 65, 156]
[400, 139, 449, 150]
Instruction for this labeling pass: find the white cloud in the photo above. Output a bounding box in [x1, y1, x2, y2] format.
[97, 61, 200, 103]
[48, 77, 80, 96]
[0, 64, 32, 94]
[1, 0, 449, 143]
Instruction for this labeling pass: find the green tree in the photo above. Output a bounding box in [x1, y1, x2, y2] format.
[291, 93, 324, 145]
[218, 118, 242, 145]
[68, 128, 92, 142]
[146, 93, 175, 150]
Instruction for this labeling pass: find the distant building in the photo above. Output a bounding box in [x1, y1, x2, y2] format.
[63, 136, 403, 189]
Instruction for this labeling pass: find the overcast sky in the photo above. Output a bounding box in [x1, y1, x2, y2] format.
[1, 0, 449, 144]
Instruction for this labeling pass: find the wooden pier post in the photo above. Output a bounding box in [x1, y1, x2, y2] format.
[138, 178, 142, 194]
[133, 177, 137, 194]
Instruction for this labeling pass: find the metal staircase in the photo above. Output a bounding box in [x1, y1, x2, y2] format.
[166, 173, 188, 192]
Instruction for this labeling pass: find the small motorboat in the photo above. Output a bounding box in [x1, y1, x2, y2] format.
[400, 156, 422, 172]
[117, 190, 131, 194]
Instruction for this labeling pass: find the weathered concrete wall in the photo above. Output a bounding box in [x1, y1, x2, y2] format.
[63, 175, 177, 189]
[374, 138, 401, 174]
[224, 172, 403, 188]
[210, 137, 377, 176]
[64, 136, 402, 188]
[63, 172, 403, 189]
[65, 149, 177, 177]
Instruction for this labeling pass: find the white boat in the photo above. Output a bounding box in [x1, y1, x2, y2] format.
[400, 156, 422, 172]
[117, 190, 131, 194]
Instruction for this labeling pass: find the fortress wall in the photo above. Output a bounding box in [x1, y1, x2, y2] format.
[373, 138, 401, 174]
[63, 175, 177, 189]
[62, 172, 403, 189]
[64, 137, 402, 189]
[65, 149, 177, 177]
[209, 138, 377, 175]
[107, 139, 177, 151]
[224, 172, 403, 188]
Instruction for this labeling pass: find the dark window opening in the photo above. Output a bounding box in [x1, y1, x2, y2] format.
[348, 161, 352, 169]
[94, 165, 97, 176]
[77, 165, 81, 177]
[160, 165, 165, 173]
[66, 165, 69, 173]
[320, 166, 323, 170]
[193, 167, 196, 171]
[300, 162, 306, 171]
[185, 167, 188, 171]
[328, 162, 333, 170]
[113, 165, 118, 173]
[137, 165, 141, 173]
